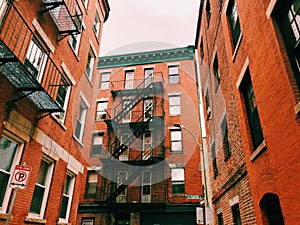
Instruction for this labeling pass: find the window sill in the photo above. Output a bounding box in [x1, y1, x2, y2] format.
[171, 193, 185, 197]
[51, 114, 67, 130]
[57, 220, 71, 225]
[232, 34, 243, 62]
[25, 216, 46, 224]
[73, 135, 84, 148]
[250, 140, 267, 162]
[294, 101, 300, 115]
[0, 213, 8, 220]
[170, 151, 183, 154]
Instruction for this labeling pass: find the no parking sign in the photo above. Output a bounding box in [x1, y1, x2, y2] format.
[10, 165, 32, 189]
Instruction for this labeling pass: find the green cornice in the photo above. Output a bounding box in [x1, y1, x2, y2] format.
[98, 46, 195, 69]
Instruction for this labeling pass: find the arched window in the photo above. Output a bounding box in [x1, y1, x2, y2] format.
[260, 193, 284, 225]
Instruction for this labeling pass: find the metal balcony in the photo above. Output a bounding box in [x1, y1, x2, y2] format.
[0, 2, 71, 115]
[40, 0, 83, 37]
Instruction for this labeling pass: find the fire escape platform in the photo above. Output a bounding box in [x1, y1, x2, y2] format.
[41, 0, 82, 36]
[0, 40, 63, 112]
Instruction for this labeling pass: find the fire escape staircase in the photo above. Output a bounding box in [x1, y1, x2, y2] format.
[98, 76, 165, 205]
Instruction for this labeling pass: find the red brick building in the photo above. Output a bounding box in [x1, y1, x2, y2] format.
[196, 0, 300, 224]
[77, 46, 204, 225]
[0, 0, 109, 224]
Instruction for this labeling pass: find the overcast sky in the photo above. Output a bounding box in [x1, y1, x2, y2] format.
[99, 0, 200, 56]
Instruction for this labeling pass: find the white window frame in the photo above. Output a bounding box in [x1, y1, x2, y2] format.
[170, 129, 182, 152]
[25, 40, 48, 82]
[96, 100, 108, 121]
[168, 65, 179, 83]
[28, 156, 54, 219]
[69, 32, 82, 55]
[85, 170, 98, 197]
[119, 133, 130, 161]
[93, 11, 101, 38]
[74, 95, 89, 142]
[142, 132, 152, 160]
[144, 67, 154, 87]
[0, 134, 24, 213]
[58, 171, 75, 223]
[141, 170, 151, 203]
[82, 0, 88, 9]
[169, 94, 181, 115]
[85, 48, 96, 82]
[82, 218, 94, 225]
[171, 168, 185, 194]
[99, 72, 110, 89]
[53, 83, 71, 122]
[90, 132, 104, 157]
[143, 98, 153, 121]
[125, 70, 134, 89]
[0, 0, 9, 23]
[116, 171, 128, 203]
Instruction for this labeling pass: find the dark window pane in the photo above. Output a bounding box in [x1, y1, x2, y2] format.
[59, 195, 69, 219]
[0, 172, 9, 206]
[30, 185, 45, 214]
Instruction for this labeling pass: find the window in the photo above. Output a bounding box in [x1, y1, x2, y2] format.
[205, 90, 211, 120]
[69, 33, 81, 55]
[85, 171, 98, 197]
[99, 72, 110, 89]
[82, 218, 94, 225]
[125, 70, 134, 89]
[211, 142, 218, 178]
[168, 65, 179, 83]
[119, 133, 129, 161]
[142, 132, 152, 160]
[25, 40, 48, 82]
[170, 130, 182, 153]
[227, 0, 241, 48]
[90, 132, 103, 157]
[141, 170, 151, 203]
[275, 1, 300, 91]
[240, 69, 264, 149]
[213, 53, 220, 89]
[206, 0, 211, 26]
[74, 98, 88, 142]
[171, 168, 185, 194]
[144, 68, 154, 87]
[169, 95, 181, 115]
[29, 156, 54, 218]
[54, 82, 71, 121]
[59, 172, 75, 222]
[217, 212, 224, 225]
[0, 136, 22, 212]
[260, 193, 284, 225]
[93, 12, 101, 37]
[144, 98, 153, 121]
[231, 204, 242, 225]
[122, 99, 132, 123]
[85, 49, 96, 81]
[96, 100, 108, 121]
[221, 116, 231, 159]
[116, 171, 127, 203]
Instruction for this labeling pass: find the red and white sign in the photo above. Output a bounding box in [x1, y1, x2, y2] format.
[10, 165, 32, 189]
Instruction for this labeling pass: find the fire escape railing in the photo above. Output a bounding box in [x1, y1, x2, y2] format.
[40, 0, 83, 38]
[110, 72, 164, 91]
[0, 2, 71, 114]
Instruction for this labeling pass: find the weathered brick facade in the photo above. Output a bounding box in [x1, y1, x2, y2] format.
[196, 0, 300, 224]
[0, 0, 109, 224]
[77, 47, 204, 225]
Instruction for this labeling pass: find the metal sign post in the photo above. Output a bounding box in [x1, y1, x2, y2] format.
[5, 164, 32, 225]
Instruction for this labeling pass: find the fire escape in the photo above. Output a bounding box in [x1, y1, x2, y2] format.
[0, 1, 73, 119]
[97, 72, 168, 210]
[39, 0, 83, 40]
